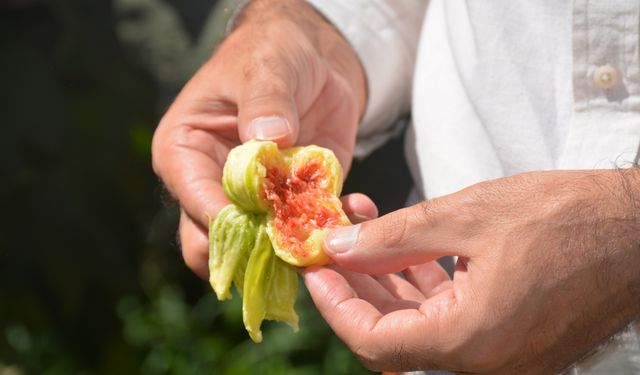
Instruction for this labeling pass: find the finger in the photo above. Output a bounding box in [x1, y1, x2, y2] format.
[424, 280, 454, 299]
[304, 266, 457, 371]
[374, 274, 426, 303]
[179, 210, 210, 280]
[166, 156, 229, 228]
[332, 266, 421, 313]
[340, 193, 379, 224]
[404, 261, 451, 297]
[323, 197, 471, 275]
[236, 68, 299, 148]
[152, 124, 232, 228]
[303, 266, 383, 344]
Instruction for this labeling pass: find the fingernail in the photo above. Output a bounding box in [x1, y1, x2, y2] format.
[249, 116, 290, 140]
[325, 224, 360, 254]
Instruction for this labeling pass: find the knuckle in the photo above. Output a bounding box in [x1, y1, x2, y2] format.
[242, 52, 274, 81]
[380, 210, 408, 250]
[413, 199, 447, 235]
[242, 49, 288, 84]
[243, 77, 292, 104]
[417, 199, 439, 226]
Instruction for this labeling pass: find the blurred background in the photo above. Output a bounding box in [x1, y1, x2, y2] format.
[0, 0, 412, 373]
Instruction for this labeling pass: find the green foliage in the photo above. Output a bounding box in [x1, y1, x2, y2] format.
[1, 322, 89, 375]
[129, 122, 154, 157]
[116, 285, 371, 375]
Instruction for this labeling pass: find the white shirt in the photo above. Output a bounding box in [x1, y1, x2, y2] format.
[307, 0, 640, 200]
[305, 2, 640, 372]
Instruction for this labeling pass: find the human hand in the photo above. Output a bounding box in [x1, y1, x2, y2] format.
[151, 0, 369, 278]
[304, 170, 640, 374]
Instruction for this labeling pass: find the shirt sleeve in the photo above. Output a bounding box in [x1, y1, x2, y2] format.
[306, 0, 428, 157]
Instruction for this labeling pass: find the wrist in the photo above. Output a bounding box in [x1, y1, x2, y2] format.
[614, 168, 640, 222]
[233, 0, 367, 120]
[598, 168, 640, 306]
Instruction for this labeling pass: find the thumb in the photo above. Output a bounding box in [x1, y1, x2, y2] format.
[324, 199, 469, 275]
[237, 75, 300, 148]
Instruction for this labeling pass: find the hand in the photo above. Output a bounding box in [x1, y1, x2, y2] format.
[304, 170, 640, 374]
[151, 0, 368, 278]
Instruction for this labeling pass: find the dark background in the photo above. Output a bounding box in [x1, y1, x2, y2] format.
[0, 0, 412, 373]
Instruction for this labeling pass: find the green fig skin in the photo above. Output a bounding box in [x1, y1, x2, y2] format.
[209, 140, 348, 342]
[209, 206, 299, 343]
[241, 218, 274, 343]
[208, 204, 258, 301]
[222, 141, 278, 213]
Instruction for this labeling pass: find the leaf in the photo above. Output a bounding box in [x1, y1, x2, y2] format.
[208, 205, 258, 301]
[242, 219, 275, 343]
[265, 258, 299, 332]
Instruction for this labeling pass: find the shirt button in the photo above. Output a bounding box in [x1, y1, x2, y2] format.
[593, 64, 619, 90]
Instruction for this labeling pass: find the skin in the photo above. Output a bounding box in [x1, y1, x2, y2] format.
[311, 170, 640, 373]
[153, 0, 640, 373]
[152, 0, 373, 279]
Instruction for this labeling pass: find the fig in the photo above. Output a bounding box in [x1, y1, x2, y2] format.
[242, 218, 299, 343]
[209, 140, 349, 342]
[208, 204, 258, 301]
[222, 140, 350, 266]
